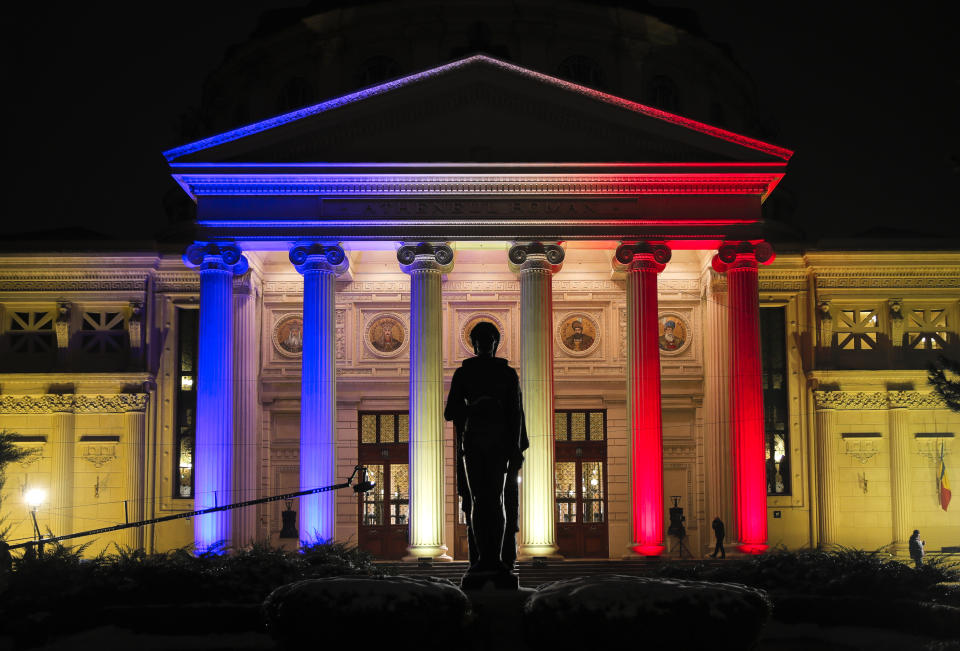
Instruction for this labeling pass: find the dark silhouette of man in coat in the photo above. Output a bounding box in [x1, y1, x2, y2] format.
[445, 322, 526, 589]
[710, 516, 726, 559]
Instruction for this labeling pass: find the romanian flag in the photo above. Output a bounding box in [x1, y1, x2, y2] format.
[939, 442, 951, 511]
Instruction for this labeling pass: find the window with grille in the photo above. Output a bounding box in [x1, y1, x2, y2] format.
[175, 308, 198, 498]
[648, 75, 681, 112]
[835, 308, 880, 350]
[78, 311, 126, 354]
[554, 409, 605, 441]
[760, 307, 790, 495]
[7, 310, 55, 354]
[557, 55, 604, 89]
[356, 56, 400, 88]
[905, 308, 949, 350]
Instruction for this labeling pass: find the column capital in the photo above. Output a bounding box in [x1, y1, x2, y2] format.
[183, 242, 249, 275]
[508, 241, 565, 274]
[614, 241, 671, 273]
[711, 240, 774, 273]
[289, 242, 349, 275]
[397, 242, 454, 274]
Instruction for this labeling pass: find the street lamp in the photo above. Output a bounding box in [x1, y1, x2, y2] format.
[24, 488, 46, 557]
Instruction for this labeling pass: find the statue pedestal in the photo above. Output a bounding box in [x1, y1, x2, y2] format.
[462, 569, 520, 591]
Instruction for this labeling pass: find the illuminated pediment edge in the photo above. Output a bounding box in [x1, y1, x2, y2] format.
[164, 55, 792, 164]
[176, 175, 780, 198]
[813, 391, 946, 410]
[0, 394, 148, 414]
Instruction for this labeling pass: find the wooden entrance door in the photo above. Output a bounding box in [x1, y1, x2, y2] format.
[358, 412, 409, 560]
[554, 410, 608, 558]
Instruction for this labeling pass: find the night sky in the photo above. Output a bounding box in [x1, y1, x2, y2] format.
[4, 1, 958, 245]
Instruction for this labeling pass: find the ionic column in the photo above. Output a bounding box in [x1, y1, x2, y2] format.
[813, 393, 840, 548]
[291, 243, 348, 545]
[183, 242, 249, 553]
[703, 269, 735, 547]
[233, 269, 261, 549]
[887, 398, 912, 554]
[508, 242, 565, 558]
[50, 403, 75, 538]
[398, 242, 454, 560]
[616, 241, 671, 556]
[123, 399, 147, 549]
[712, 241, 774, 554]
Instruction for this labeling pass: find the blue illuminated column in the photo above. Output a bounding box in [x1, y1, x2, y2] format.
[398, 243, 454, 560]
[183, 242, 249, 553]
[290, 243, 349, 545]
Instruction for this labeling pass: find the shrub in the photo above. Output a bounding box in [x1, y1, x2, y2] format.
[524, 575, 772, 651]
[0, 539, 383, 641]
[263, 576, 470, 650]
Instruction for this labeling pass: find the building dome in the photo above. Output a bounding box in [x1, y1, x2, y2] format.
[192, 0, 761, 140]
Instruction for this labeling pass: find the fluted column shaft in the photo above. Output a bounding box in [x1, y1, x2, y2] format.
[123, 408, 146, 549]
[291, 244, 347, 545]
[703, 275, 734, 543]
[617, 242, 670, 556]
[510, 243, 564, 558]
[233, 272, 260, 548]
[713, 241, 774, 554]
[50, 408, 75, 538]
[888, 406, 912, 552]
[815, 406, 840, 547]
[184, 242, 248, 553]
[400, 243, 453, 559]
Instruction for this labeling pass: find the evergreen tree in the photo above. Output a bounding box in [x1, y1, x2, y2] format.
[0, 430, 39, 540]
[929, 355, 960, 413]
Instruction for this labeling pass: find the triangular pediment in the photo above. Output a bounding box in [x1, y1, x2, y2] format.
[165, 55, 790, 164]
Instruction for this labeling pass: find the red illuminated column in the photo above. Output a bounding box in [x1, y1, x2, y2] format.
[712, 241, 775, 554]
[616, 241, 671, 556]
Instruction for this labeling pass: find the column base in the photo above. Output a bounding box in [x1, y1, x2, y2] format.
[736, 542, 769, 555]
[403, 545, 452, 562]
[517, 543, 561, 560]
[625, 542, 665, 557]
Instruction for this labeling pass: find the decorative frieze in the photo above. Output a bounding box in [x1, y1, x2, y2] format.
[888, 391, 947, 409]
[0, 271, 150, 292]
[813, 390, 946, 410]
[155, 272, 199, 293]
[0, 393, 148, 413]
[813, 267, 960, 289]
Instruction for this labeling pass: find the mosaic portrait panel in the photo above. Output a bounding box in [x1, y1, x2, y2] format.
[658, 313, 690, 355]
[364, 313, 407, 358]
[556, 312, 601, 356]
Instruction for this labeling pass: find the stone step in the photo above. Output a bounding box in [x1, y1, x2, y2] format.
[375, 558, 733, 586]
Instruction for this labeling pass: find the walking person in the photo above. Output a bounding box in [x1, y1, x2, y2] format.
[710, 516, 726, 559]
[909, 529, 925, 569]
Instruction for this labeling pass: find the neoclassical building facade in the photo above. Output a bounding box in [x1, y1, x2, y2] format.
[1, 5, 958, 560]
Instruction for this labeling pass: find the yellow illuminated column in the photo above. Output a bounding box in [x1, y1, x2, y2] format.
[399, 243, 454, 560]
[887, 397, 912, 555]
[123, 399, 147, 549]
[50, 401, 75, 539]
[509, 242, 564, 558]
[813, 392, 839, 548]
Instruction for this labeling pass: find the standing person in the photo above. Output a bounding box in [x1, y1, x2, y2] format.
[909, 529, 925, 568]
[710, 516, 726, 559]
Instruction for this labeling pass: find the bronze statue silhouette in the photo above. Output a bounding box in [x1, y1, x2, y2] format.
[445, 321, 527, 589]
